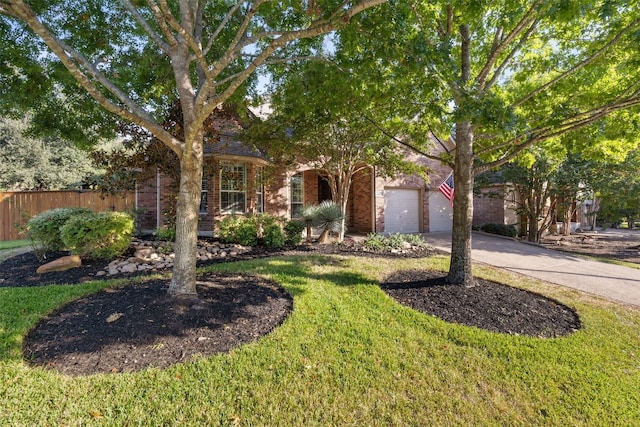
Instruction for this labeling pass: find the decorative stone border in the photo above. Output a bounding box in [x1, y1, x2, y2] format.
[97, 239, 251, 276]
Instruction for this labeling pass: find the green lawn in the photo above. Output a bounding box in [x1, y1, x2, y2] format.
[0, 240, 32, 263]
[1, 254, 639, 426]
[0, 240, 30, 251]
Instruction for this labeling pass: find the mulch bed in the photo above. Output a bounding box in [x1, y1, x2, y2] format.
[382, 269, 580, 338]
[1, 241, 581, 376]
[22, 272, 292, 376]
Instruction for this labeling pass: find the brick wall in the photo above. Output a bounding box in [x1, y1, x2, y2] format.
[472, 184, 519, 227]
[348, 167, 373, 232]
[264, 166, 289, 218]
[303, 170, 319, 207]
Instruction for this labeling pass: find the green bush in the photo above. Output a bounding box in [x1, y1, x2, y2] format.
[217, 215, 243, 243]
[263, 223, 285, 248]
[480, 223, 518, 238]
[364, 233, 387, 251]
[217, 214, 291, 247]
[400, 233, 429, 247]
[154, 226, 176, 242]
[60, 211, 134, 260]
[364, 233, 428, 251]
[284, 220, 305, 245]
[27, 207, 91, 251]
[236, 220, 259, 246]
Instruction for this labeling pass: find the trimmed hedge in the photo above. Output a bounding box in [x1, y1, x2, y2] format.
[284, 220, 305, 245]
[60, 211, 134, 260]
[27, 207, 92, 251]
[479, 223, 518, 238]
[217, 214, 290, 248]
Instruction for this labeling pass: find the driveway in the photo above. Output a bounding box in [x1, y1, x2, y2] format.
[425, 231, 640, 308]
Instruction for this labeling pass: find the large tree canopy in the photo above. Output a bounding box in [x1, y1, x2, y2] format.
[0, 0, 385, 297]
[337, 0, 640, 285]
[0, 116, 102, 191]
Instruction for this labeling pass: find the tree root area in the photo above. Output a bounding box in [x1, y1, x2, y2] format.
[23, 272, 293, 376]
[382, 269, 580, 338]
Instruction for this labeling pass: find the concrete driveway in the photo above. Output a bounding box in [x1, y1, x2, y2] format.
[425, 231, 640, 308]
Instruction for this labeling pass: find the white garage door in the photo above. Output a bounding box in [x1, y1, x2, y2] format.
[428, 191, 453, 232]
[384, 189, 420, 233]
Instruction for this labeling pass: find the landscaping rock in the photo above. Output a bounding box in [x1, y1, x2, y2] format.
[36, 255, 82, 274]
[101, 239, 251, 276]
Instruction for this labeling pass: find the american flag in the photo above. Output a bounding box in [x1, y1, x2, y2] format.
[438, 172, 454, 206]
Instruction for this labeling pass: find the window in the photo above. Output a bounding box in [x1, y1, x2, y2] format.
[220, 162, 246, 214]
[256, 167, 264, 214]
[290, 172, 303, 218]
[199, 176, 208, 214]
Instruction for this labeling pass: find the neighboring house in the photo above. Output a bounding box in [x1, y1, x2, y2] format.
[135, 113, 518, 235]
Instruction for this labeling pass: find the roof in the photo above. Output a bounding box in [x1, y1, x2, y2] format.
[204, 133, 269, 162]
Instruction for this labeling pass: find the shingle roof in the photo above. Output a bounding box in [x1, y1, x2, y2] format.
[204, 132, 269, 161]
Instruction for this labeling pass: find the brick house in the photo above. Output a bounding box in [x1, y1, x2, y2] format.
[135, 115, 518, 235]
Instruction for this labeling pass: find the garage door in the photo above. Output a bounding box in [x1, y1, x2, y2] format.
[428, 191, 453, 232]
[384, 189, 420, 233]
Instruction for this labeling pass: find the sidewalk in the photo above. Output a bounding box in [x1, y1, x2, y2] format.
[424, 231, 640, 308]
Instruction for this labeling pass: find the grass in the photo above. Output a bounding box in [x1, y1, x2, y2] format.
[0, 239, 30, 250]
[1, 253, 640, 426]
[586, 255, 640, 270]
[0, 240, 33, 262]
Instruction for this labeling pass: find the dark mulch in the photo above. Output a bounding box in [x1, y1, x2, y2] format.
[2, 241, 581, 376]
[0, 251, 114, 287]
[23, 272, 293, 376]
[382, 269, 580, 338]
[0, 243, 437, 288]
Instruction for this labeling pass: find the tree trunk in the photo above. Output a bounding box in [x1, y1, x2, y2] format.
[448, 24, 475, 286]
[167, 133, 204, 297]
[337, 179, 350, 242]
[447, 120, 475, 286]
[563, 207, 572, 236]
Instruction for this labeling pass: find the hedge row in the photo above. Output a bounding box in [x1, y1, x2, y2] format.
[28, 208, 134, 260]
[217, 214, 304, 248]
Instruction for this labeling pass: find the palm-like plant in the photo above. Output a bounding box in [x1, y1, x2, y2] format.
[300, 204, 319, 243]
[314, 200, 345, 244]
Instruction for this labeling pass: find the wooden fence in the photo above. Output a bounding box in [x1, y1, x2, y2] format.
[0, 191, 135, 242]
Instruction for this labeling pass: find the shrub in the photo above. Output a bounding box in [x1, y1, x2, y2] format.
[364, 233, 387, 251]
[217, 215, 243, 243]
[60, 211, 134, 260]
[217, 214, 289, 247]
[263, 223, 285, 248]
[236, 220, 259, 246]
[364, 233, 429, 251]
[27, 207, 92, 252]
[284, 220, 305, 245]
[154, 226, 176, 242]
[480, 223, 518, 238]
[399, 233, 429, 247]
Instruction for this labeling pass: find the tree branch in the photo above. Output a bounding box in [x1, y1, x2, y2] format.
[481, 18, 538, 94]
[193, 0, 387, 138]
[512, 17, 640, 108]
[156, 0, 211, 80]
[120, 0, 170, 53]
[475, 88, 640, 173]
[363, 115, 448, 164]
[475, 1, 542, 90]
[3, 0, 184, 156]
[146, 0, 179, 47]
